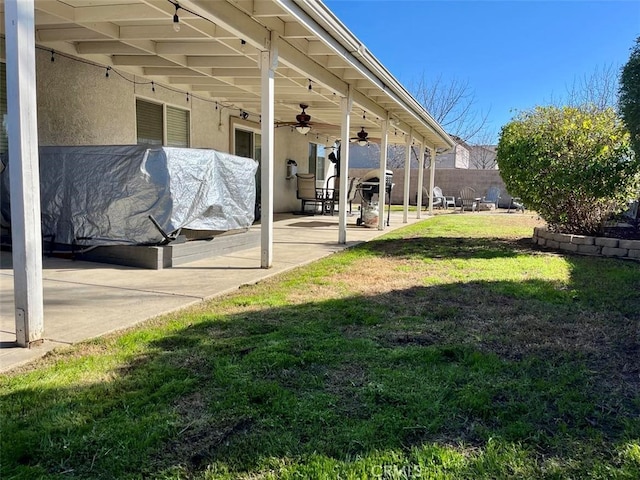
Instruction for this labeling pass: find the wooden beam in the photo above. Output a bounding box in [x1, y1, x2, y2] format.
[186, 55, 257, 68]
[157, 41, 237, 56]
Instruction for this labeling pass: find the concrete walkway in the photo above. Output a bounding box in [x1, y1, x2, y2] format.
[1, 211, 430, 373]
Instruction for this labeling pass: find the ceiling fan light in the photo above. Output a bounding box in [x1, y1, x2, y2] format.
[357, 139, 368, 146]
[296, 125, 311, 135]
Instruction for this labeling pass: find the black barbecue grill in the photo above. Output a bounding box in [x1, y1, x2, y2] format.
[356, 169, 393, 227]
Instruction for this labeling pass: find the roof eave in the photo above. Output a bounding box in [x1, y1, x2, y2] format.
[277, 0, 455, 150]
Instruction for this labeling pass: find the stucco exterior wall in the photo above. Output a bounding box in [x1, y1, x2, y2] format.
[36, 50, 136, 145]
[434, 143, 470, 169]
[36, 49, 232, 150]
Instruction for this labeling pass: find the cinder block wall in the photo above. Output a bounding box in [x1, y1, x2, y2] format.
[348, 168, 515, 208]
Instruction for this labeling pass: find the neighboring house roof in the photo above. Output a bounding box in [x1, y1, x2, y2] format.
[13, 0, 454, 150]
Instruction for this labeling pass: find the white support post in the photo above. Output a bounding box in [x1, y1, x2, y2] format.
[402, 130, 413, 223]
[416, 143, 425, 219]
[5, 0, 44, 347]
[338, 88, 352, 244]
[429, 146, 437, 215]
[377, 115, 389, 231]
[259, 35, 277, 268]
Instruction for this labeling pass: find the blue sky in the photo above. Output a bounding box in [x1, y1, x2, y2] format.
[323, 0, 639, 142]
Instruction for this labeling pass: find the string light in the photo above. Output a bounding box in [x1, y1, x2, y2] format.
[308, 79, 313, 91]
[172, 2, 181, 32]
[362, 111, 366, 120]
[39, 45, 261, 121]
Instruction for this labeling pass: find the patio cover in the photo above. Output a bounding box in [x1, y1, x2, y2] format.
[2, 0, 455, 346]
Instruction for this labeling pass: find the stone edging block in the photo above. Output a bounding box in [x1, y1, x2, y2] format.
[532, 228, 639, 261]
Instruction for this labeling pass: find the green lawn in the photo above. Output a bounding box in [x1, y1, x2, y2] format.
[2, 214, 639, 479]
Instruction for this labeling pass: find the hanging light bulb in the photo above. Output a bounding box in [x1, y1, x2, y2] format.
[173, 3, 181, 32]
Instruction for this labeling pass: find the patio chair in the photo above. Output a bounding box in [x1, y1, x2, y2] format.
[507, 197, 525, 213]
[328, 176, 361, 215]
[434, 186, 456, 209]
[346, 176, 361, 215]
[459, 186, 477, 212]
[296, 173, 325, 215]
[430, 187, 444, 210]
[478, 186, 501, 210]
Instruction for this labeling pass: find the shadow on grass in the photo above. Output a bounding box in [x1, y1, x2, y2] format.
[2, 265, 639, 477]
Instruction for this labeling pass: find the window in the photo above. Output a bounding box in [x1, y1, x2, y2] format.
[233, 126, 262, 202]
[136, 98, 190, 147]
[308, 143, 326, 182]
[1, 62, 7, 154]
[234, 128, 261, 161]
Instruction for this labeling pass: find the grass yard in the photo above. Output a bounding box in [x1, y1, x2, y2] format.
[1, 214, 639, 479]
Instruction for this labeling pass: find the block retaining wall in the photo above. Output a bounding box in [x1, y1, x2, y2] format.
[532, 227, 640, 260]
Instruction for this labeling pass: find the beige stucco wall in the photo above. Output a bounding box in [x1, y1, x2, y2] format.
[36, 50, 136, 145]
[28, 49, 338, 213]
[36, 49, 231, 150]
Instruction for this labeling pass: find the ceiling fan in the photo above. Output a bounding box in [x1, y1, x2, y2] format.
[275, 104, 316, 134]
[350, 127, 370, 146]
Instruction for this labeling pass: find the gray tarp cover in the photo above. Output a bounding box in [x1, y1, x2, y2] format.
[0, 145, 258, 246]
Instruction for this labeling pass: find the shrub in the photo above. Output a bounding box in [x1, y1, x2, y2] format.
[619, 37, 640, 159]
[496, 106, 638, 235]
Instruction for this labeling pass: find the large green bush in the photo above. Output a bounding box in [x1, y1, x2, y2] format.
[620, 37, 640, 158]
[497, 106, 638, 235]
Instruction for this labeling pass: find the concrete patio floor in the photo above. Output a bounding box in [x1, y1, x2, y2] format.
[1, 211, 430, 373]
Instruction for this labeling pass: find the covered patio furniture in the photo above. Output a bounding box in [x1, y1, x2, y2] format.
[459, 187, 478, 212]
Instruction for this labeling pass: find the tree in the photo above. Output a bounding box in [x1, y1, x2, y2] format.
[497, 106, 638, 235]
[468, 129, 499, 169]
[408, 73, 491, 144]
[619, 37, 640, 159]
[565, 63, 620, 111]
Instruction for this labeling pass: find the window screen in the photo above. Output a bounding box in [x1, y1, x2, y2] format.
[166, 106, 190, 147]
[136, 99, 163, 145]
